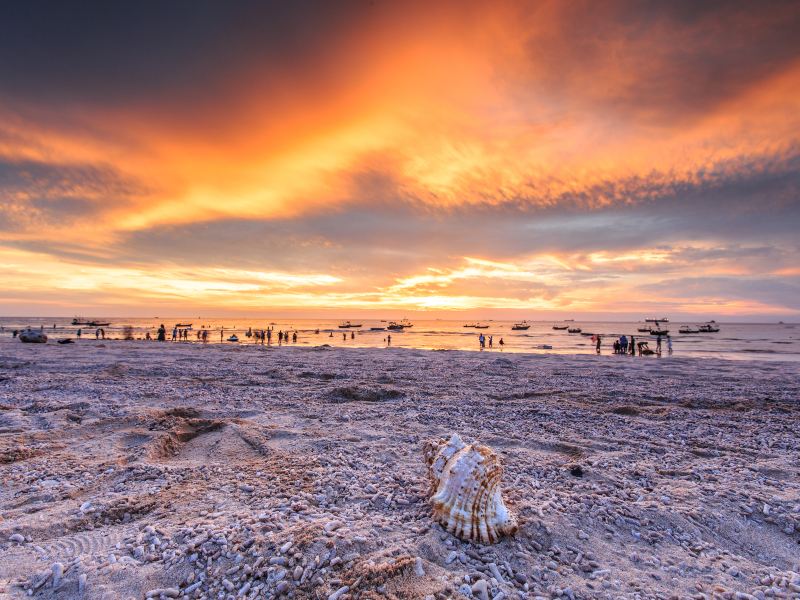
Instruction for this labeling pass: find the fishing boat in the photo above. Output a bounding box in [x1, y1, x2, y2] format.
[474, 323, 489, 329]
[71, 317, 90, 325]
[679, 326, 699, 334]
[568, 327, 582, 333]
[552, 325, 568, 330]
[227, 334, 239, 342]
[463, 323, 476, 328]
[338, 321, 362, 328]
[637, 326, 651, 332]
[650, 328, 669, 335]
[399, 318, 413, 328]
[698, 323, 720, 333]
[645, 317, 669, 323]
[175, 322, 192, 328]
[537, 344, 553, 349]
[88, 321, 111, 327]
[511, 321, 531, 330]
[387, 322, 405, 331]
[369, 327, 386, 331]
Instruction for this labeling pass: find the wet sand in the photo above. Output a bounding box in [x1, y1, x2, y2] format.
[1, 339, 799, 599]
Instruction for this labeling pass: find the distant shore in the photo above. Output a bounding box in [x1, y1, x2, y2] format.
[1, 342, 799, 599]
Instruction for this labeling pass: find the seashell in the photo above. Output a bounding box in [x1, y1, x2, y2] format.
[423, 433, 517, 544]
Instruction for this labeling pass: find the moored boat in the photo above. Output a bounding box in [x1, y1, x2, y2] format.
[552, 325, 568, 330]
[387, 322, 404, 330]
[511, 321, 530, 330]
[474, 323, 489, 329]
[650, 328, 669, 335]
[338, 321, 362, 328]
[698, 323, 720, 332]
[645, 317, 669, 322]
[568, 327, 582, 333]
[679, 326, 699, 334]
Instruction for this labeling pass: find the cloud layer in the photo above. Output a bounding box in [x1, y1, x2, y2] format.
[1, 0, 798, 318]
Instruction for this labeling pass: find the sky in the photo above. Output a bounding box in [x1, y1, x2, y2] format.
[1, 0, 799, 320]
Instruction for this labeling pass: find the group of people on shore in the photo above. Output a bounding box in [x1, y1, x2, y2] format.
[478, 333, 504, 349]
[602, 333, 672, 356]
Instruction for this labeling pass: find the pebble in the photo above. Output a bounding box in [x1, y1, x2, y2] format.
[471, 578, 489, 600]
[51, 562, 64, 588]
[415, 557, 426, 577]
[328, 585, 350, 600]
[9, 533, 25, 543]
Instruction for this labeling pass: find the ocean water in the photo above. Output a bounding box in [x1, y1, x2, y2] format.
[1, 317, 798, 362]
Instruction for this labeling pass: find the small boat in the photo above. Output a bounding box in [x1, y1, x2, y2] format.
[227, 335, 239, 342]
[474, 323, 489, 329]
[568, 328, 582, 333]
[175, 323, 192, 328]
[650, 329, 669, 335]
[679, 326, 699, 334]
[399, 318, 413, 328]
[19, 328, 48, 343]
[552, 325, 568, 330]
[645, 317, 669, 323]
[387, 322, 404, 331]
[637, 326, 651, 332]
[537, 344, 553, 349]
[580, 331, 594, 336]
[698, 323, 720, 333]
[88, 321, 111, 327]
[338, 321, 362, 328]
[511, 321, 530, 330]
[369, 327, 386, 331]
[463, 323, 476, 328]
[72, 317, 90, 325]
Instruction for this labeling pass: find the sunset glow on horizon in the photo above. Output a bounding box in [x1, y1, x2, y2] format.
[1, 1, 799, 319]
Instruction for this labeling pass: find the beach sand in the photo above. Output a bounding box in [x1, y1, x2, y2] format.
[1, 339, 799, 599]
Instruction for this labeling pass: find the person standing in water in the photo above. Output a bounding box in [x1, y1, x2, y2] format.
[656, 334, 662, 356]
[488, 335, 493, 348]
[387, 334, 391, 346]
[629, 335, 635, 355]
[157, 324, 166, 341]
[292, 332, 297, 343]
[596, 334, 602, 354]
[667, 335, 673, 355]
[499, 337, 504, 349]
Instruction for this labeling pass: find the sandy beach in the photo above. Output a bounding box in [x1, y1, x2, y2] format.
[1, 340, 798, 600]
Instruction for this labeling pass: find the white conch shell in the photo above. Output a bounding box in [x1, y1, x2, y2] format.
[423, 433, 517, 544]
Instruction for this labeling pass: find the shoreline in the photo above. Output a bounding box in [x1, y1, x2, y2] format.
[1, 341, 798, 599]
[2, 335, 798, 365]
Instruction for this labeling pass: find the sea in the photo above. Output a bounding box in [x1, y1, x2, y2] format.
[1, 317, 798, 362]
